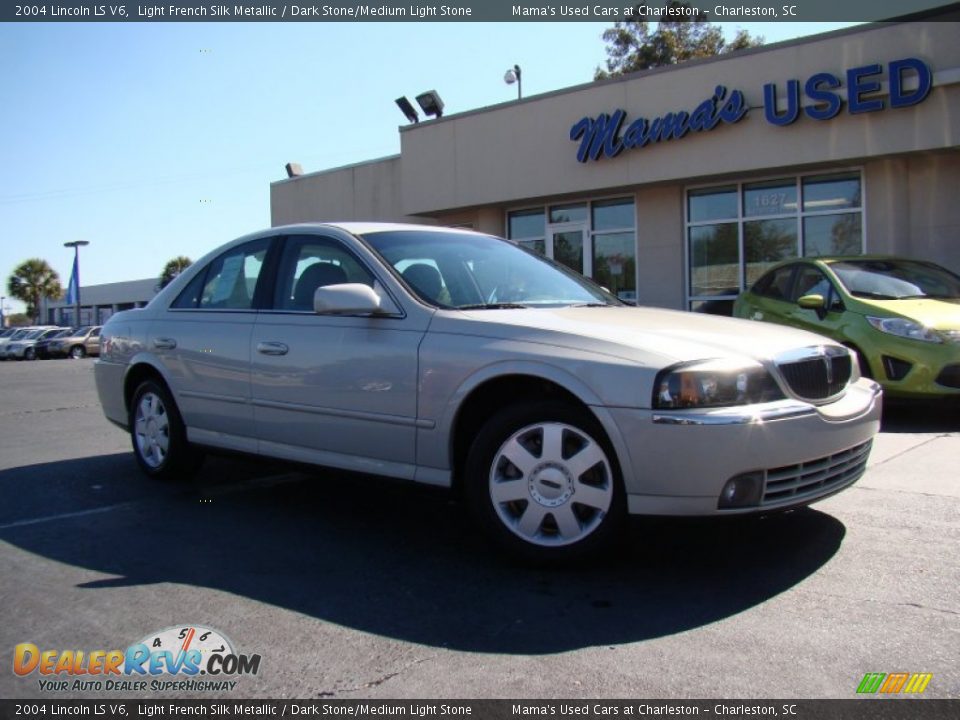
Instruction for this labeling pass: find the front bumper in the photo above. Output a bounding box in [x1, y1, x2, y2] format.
[606, 378, 882, 516]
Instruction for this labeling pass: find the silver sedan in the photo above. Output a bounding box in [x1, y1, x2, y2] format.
[95, 223, 881, 562]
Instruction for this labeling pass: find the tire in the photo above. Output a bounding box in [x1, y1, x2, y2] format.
[24, 347, 36, 361]
[129, 379, 202, 481]
[464, 401, 626, 564]
[70, 345, 86, 359]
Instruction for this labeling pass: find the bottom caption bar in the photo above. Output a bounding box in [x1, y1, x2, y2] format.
[1, 701, 958, 720]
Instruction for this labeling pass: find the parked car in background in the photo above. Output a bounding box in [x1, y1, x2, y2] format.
[2, 327, 65, 361]
[734, 257, 960, 399]
[46, 326, 102, 359]
[33, 328, 74, 359]
[0, 326, 58, 359]
[95, 223, 881, 562]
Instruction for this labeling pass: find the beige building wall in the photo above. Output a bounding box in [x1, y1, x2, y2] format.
[270, 156, 420, 226]
[398, 22, 960, 216]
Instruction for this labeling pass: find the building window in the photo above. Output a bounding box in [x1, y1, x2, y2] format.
[508, 197, 636, 302]
[686, 171, 863, 314]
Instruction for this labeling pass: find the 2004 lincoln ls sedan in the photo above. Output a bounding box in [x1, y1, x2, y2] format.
[95, 223, 882, 562]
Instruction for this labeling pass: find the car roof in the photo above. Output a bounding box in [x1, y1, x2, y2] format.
[274, 222, 484, 237]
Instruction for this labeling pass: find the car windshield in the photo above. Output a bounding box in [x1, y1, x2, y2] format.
[361, 229, 619, 308]
[24, 329, 47, 339]
[73, 326, 93, 336]
[831, 259, 960, 300]
[53, 329, 72, 338]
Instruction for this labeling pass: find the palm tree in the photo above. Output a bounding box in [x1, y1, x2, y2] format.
[6, 259, 62, 324]
[158, 256, 193, 289]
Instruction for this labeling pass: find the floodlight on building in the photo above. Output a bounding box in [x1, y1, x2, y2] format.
[415, 90, 444, 119]
[504, 64, 522, 100]
[395, 96, 420, 124]
[285, 162, 303, 178]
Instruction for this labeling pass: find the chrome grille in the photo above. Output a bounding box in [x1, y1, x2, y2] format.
[777, 347, 852, 400]
[762, 440, 872, 506]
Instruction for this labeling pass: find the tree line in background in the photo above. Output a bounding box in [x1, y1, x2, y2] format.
[596, 2, 763, 79]
[4, 256, 192, 326]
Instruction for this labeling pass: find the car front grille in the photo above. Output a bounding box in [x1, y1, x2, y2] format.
[777, 347, 852, 400]
[762, 440, 872, 506]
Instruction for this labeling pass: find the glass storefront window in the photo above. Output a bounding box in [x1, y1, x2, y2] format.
[688, 186, 737, 222]
[689, 224, 739, 297]
[592, 231, 636, 301]
[743, 179, 798, 217]
[517, 238, 546, 255]
[549, 203, 587, 224]
[803, 213, 863, 257]
[744, 218, 798, 287]
[687, 171, 863, 312]
[508, 208, 545, 239]
[591, 199, 634, 231]
[552, 231, 584, 273]
[802, 173, 861, 212]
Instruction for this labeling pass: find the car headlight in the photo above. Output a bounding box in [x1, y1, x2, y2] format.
[653, 359, 785, 410]
[866, 316, 943, 344]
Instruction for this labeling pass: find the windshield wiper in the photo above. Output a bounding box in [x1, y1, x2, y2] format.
[456, 302, 529, 310]
[568, 302, 611, 307]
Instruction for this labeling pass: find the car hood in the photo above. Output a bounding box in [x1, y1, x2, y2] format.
[433, 306, 840, 366]
[852, 297, 960, 330]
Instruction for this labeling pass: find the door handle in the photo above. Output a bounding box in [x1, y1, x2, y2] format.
[153, 337, 177, 350]
[257, 341, 289, 356]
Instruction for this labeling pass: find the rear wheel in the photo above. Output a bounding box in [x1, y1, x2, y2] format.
[24, 347, 36, 361]
[129, 379, 202, 481]
[70, 345, 86, 359]
[465, 401, 625, 564]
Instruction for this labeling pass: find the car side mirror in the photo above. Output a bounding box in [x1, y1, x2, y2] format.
[797, 293, 827, 319]
[314, 283, 386, 315]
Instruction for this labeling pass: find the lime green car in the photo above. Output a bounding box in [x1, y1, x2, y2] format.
[733, 257, 960, 399]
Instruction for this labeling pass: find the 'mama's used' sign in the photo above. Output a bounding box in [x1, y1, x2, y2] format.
[570, 57, 932, 163]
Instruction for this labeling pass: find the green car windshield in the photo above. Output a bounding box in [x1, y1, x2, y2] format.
[830, 259, 960, 301]
[361, 229, 619, 309]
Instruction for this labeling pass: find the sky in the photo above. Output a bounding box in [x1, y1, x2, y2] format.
[0, 20, 859, 315]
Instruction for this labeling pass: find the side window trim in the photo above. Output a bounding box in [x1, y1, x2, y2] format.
[267, 233, 400, 315]
[170, 236, 276, 312]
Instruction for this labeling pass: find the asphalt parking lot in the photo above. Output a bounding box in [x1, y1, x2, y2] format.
[0, 358, 957, 700]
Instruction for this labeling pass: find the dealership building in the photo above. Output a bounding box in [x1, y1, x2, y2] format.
[271, 17, 960, 314]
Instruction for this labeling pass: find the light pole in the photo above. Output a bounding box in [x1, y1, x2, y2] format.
[0, 296, 5, 328]
[504, 64, 522, 100]
[64, 240, 90, 326]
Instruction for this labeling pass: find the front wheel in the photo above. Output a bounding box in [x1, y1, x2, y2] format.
[129, 380, 202, 481]
[464, 401, 625, 564]
[70, 345, 86, 359]
[24, 347, 36, 361]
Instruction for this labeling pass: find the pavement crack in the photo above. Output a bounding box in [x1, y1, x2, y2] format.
[324, 655, 438, 697]
[801, 589, 959, 618]
[869, 433, 953, 468]
[0, 404, 98, 418]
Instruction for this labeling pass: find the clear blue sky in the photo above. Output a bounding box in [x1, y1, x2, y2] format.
[0, 21, 858, 315]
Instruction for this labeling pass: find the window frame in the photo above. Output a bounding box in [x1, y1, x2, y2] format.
[170, 236, 279, 312]
[684, 167, 866, 312]
[505, 194, 638, 302]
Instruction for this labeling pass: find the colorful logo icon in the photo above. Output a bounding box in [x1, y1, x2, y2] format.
[857, 672, 932, 694]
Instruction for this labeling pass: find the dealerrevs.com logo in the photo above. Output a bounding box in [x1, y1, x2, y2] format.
[13, 625, 261, 693]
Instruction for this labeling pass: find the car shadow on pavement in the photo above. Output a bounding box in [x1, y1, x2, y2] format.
[0, 452, 846, 655]
[880, 399, 960, 433]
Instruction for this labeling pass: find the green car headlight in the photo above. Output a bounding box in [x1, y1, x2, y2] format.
[866, 316, 943, 344]
[653, 359, 785, 410]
